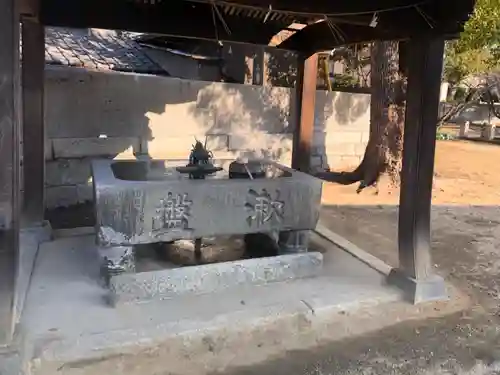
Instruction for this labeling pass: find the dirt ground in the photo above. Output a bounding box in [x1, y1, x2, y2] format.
[216, 205, 500, 375]
[215, 139, 500, 375]
[321, 139, 500, 206]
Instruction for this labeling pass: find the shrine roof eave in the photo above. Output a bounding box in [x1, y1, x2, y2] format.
[39, 0, 476, 55]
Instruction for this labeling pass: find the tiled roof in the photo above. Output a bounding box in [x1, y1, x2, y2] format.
[45, 27, 166, 74]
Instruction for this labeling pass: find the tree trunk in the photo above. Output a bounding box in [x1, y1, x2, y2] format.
[315, 41, 406, 193]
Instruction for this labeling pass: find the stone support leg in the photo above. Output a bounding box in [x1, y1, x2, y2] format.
[278, 230, 309, 254]
[98, 245, 136, 285]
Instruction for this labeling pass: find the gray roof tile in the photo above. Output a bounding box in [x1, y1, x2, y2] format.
[45, 27, 166, 74]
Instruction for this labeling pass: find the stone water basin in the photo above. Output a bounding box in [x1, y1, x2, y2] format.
[91, 159, 322, 246]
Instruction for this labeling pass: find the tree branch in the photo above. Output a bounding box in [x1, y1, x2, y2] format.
[313, 159, 365, 185]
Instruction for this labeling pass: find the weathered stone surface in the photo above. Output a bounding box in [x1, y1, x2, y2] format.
[228, 133, 293, 153]
[481, 124, 496, 141]
[76, 183, 93, 202]
[459, 121, 470, 138]
[45, 159, 91, 186]
[278, 230, 310, 254]
[361, 132, 370, 143]
[16, 222, 52, 325]
[310, 156, 323, 169]
[316, 91, 370, 131]
[330, 143, 356, 156]
[45, 186, 78, 208]
[149, 236, 246, 266]
[339, 156, 362, 167]
[92, 159, 322, 246]
[98, 245, 136, 278]
[355, 143, 368, 155]
[325, 131, 363, 145]
[45, 183, 93, 208]
[45, 69, 293, 138]
[52, 137, 139, 158]
[45, 138, 53, 160]
[142, 135, 228, 159]
[110, 252, 323, 304]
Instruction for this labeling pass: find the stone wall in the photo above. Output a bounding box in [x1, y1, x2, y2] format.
[442, 102, 500, 125]
[44, 67, 369, 208]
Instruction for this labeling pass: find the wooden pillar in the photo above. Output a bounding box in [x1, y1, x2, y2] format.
[0, 0, 21, 345]
[291, 53, 318, 172]
[388, 36, 446, 304]
[21, 18, 45, 224]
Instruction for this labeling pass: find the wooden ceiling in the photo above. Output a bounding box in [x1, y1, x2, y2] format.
[39, 0, 476, 55]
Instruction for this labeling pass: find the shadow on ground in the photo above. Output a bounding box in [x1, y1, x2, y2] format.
[209, 309, 500, 375]
[209, 204, 500, 375]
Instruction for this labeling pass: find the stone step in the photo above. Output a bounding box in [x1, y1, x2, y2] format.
[109, 252, 323, 305]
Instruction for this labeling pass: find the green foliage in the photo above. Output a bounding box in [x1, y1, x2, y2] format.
[332, 73, 360, 88]
[436, 132, 455, 141]
[444, 0, 500, 83]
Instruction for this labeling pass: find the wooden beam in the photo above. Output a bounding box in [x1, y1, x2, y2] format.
[209, 0, 427, 17]
[0, 0, 20, 345]
[19, 0, 39, 18]
[21, 18, 45, 224]
[388, 35, 446, 304]
[291, 53, 317, 172]
[278, 6, 473, 55]
[40, 0, 285, 47]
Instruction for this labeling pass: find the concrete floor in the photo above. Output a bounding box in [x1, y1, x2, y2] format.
[19, 232, 403, 375]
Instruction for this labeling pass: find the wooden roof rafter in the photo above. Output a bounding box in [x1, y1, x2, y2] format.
[40, 0, 293, 46]
[38, 0, 476, 54]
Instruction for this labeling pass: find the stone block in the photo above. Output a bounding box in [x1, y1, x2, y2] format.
[319, 97, 370, 133]
[45, 186, 78, 208]
[321, 154, 341, 168]
[387, 269, 447, 304]
[77, 183, 94, 203]
[481, 124, 496, 141]
[339, 156, 361, 167]
[278, 230, 310, 254]
[52, 137, 139, 158]
[109, 252, 323, 305]
[198, 83, 293, 134]
[459, 121, 470, 138]
[354, 143, 368, 156]
[310, 156, 323, 169]
[328, 143, 356, 156]
[98, 245, 135, 279]
[325, 131, 363, 145]
[311, 144, 326, 156]
[16, 221, 53, 325]
[45, 68, 293, 139]
[227, 133, 293, 164]
[228, 132, 290, 150]
[360, 132, 370, 143]
[45, 69, 205, 138]
[92, 159, 322, 246]
[45, 159, 91, 186]
[0, 202, 12, 229]
[450, 103, 493, 125]
[142, 134, 228, 159]
[147, 106, 216, 138]
[45, 138, 53, 160]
